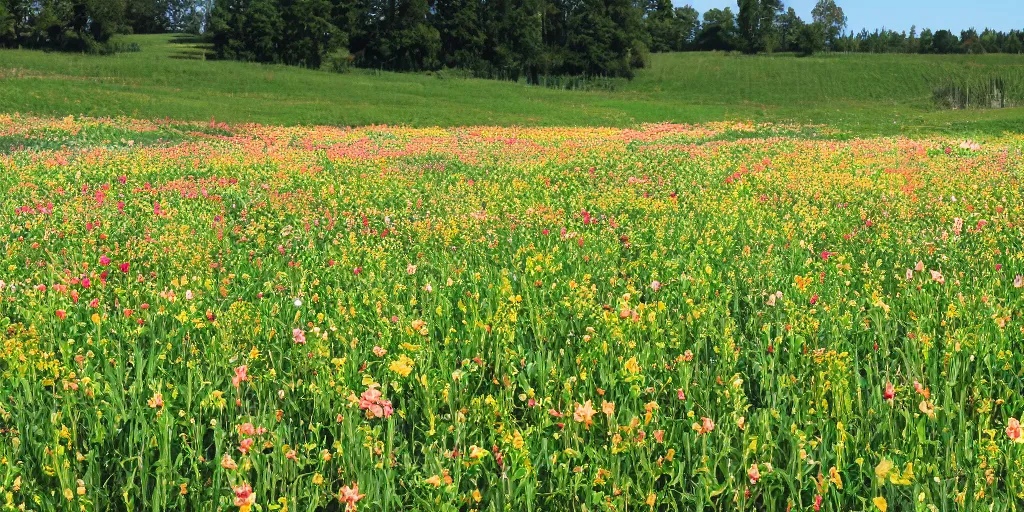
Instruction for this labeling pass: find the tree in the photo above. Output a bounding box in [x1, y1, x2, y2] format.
[918, 28, 933, 53]
[482, 0, 542, 80]
[810, 0, 845, 50]
[931, 29, 959, 54]
[279, 0, 341, 68]
[736, 0, 781, 54]
[0, 1, 15, 46]
[85, 0, 125, 43]
[124, 0, 169, 33]
[433, 0, 486, 69]
[775, 7, 803, 52]
[696, 7, 736, 51]
[244, 0, 281, 62]
[795, 21, 824, 55]
[671, 4, 699, 51]
[906, 25, 918, 53]
[564, 0, 626, 76]
[960, 27, 983, 54]
[644, 0, 675, 53]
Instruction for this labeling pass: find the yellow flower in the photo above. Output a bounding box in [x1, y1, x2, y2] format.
[468, 445, 489, 460]
[875, 458, 893, 483]
[646, 492, 657, 507]
[389, 355, 414, 377]
[873, 496, 887, 512]
[828, 466, 843, 490]
[624, 357, 641, 375]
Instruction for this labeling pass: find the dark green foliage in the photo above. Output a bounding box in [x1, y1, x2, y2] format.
[810, 0, 844, 49]
[736, 0, 781, 53]
[433, 0, 485, 69]
[696, 7, 736, 51]
[0, 1, 15, 46]
[795, 21, 824, 55]
[124, 0, 169, 33]
[775, 7, 803, 52]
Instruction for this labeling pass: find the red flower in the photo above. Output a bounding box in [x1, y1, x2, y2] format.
[883, 381, 895, 401]
[56, 310, 67, 320]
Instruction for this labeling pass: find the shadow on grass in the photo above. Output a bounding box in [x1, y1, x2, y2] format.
[166, 34, 216, 60]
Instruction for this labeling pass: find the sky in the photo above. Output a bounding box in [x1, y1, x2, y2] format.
[678, 0, 1024, 34]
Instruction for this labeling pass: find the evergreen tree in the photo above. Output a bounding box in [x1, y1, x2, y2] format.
[433, 0, 485, 69]
[280, 0, 340, 68]
[644, 0, 675, 53]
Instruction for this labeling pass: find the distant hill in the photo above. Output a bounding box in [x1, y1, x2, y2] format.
[0, 33, 1022, 135]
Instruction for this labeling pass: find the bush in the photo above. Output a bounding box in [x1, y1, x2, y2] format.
[629, 40, 650, 70]
[324, 48, 354, 73]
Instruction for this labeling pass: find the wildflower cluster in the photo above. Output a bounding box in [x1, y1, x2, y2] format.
[0, 114, 1022, 510]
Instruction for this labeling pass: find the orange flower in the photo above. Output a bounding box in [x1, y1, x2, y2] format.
[574, 400, 596, 428]
[601, 400, 615, 417]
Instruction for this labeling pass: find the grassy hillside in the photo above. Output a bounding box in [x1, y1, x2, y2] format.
[1, 33, 1023, 134]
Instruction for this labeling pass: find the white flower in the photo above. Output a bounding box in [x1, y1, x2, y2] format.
[294, 298, 303, 307]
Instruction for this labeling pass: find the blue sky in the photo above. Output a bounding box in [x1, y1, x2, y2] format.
[678, 0, 1024, 34]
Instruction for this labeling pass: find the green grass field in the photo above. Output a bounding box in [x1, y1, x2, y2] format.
[1, 33, 1023, 134]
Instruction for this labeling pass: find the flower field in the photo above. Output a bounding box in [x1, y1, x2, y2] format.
[1, 114, 1024, 511]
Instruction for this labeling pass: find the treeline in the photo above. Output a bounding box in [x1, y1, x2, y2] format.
[0, 0, 205, 50]
[209, 0, 652, 79]
[2, 0, 1023, 74]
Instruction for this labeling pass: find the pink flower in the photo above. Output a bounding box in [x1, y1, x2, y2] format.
[339, 482, 364, 511]
[809, 294, 818, 305]
[119, 262, 130, 273]
[232, 365, 249, 388]
[99, 255, 111, 266]
[748, 463, 760, 484]
[233, 483, 255, 507]
[372, 346, 387, 357]
[359, 387, 393, 419]
[1015, 274, 1023, 288]
[653, 430, 664, 443]
[293, 328, 306, 345]
[1007, 418, 1022, 441]
[81, 277, 91, 289]
[238, 423, 256, 436]
[650, 280, 662, 292]
[238, 438, 254, 454]
[929, 270, 945, 284]
[677, 389, 686, 401]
